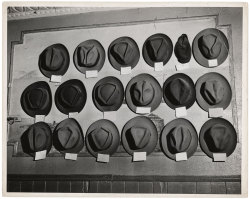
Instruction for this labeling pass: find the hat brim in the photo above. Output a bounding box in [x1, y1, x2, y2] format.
[160, 118, 198, 160]
[142, 33, 173, 67]
[192, 28, 229, 67]
[92, 76, 124, 112]
[125, 74, 162, 114]
[199, 118, 237, 158]
[39, 43, 70, 78]
[21, 81, 52, 117]
[73, 40, 105, 74]
[121, 116, 158, 155]
[195, 72, 232, 112]
[86, 119, 120, 157]
[108, 37, 140, 71]
[163, 73, 196, 109]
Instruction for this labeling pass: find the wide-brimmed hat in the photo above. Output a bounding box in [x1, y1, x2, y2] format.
[86, 119, 120, 157]
[21, 122, 52, 157]
[53, 118, 84, 154]
[199, 118, 237, 158]
[121, 116, 158, 155]
[192, 28, 229, 67]
[125, 74, 162, 114]
[163, 73, 196, 109]
[108, 37, 140, 71]
[160, 118, 198, 160]
[174, 34, 192, 63]
[195, 72, 232, 111]
[73, 40, 105, 74]
[92, 76, 124, 112]
[21, 81, 52, 117]
[39, 43, 70, 78]
[55, 79, 87, 114]
[142, 33, 173, 67]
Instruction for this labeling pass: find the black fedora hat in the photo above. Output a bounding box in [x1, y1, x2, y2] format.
[92, 76, 124, 112]
[160, 118, 198, 160]
[163, 73, 196, 109]
[125, 74, 162, 114]
[174, 34, 192, 63]
[142, 33, 173, 67]
[108, 37, 140, 71]
[192, 28, 229, 67]
[195, 72, 232, 111]
[121, 116, 158, 155]
[39, 43, 70, 78]
[55, 79, 87, 115]
[53, 118, 84, 154]
[199, 118, 237, 158]
[21, 122, 52, 157]
[21, 81, 52, 117]
[73, 40, 105, 74]
[86, 119, 120, 157]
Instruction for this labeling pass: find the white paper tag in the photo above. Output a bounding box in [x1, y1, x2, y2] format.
[65, 153, 78, 161]
[120, 66, 131, 75]
[50, 75, 62, 83]
[86, 70, 98, 78]
[213, 153, 226, 162]
[133, 152, 147, 162]
[68, 112, 78, 118]
[208, 59, 218, 67]
[103, 111, 116, 121]
[35, 115, 45, 123]
[34, 150, 47, 161]
[208, 108, 224, 118]
[175, 107, 187, 118]
[136, 107, 151, 114]
[154, 62, 164, 71]
[175, 152, 188, 161]
[175, 62, 190, 71]
[97, 153, 110, 163]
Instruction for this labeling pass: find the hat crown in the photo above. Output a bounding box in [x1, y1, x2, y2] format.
[57, 127, 79, 149]
[112, 42, 134, 65]
[90, 127, 113, 150]
[27, 88, 47, 109]
[199, 34, 222, 59]
[27, 125, 48, 151]
[202, 80, 224, 105]
[146, 37, 169, 62]
[60, 85, 83, 108]
[44, 47, 64, 71]
[130, 127, 151, 149]
[132, 80, 154, 106]
[174, 34, 191, 63]
[97, 83, 119, 106]
[77, 45, 100, 68]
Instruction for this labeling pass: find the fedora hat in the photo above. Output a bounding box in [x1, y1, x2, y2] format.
[125, 74, 162, 114]
[92, 76, 124, 112]
[142, 33, 173, 67]
[199, 118, 237, 158]
[21, 81, 52, 117]
[55, 79, 87, 114]
[195, 72, 232, 111]
[73, 40, 105, 74]
[21, 122, 52, 157]
[121, 116, 158, 155]
[39, 43, 70, 78]
[108, 37, 140, 70]
[192, 28, 229, 67]
[174, 34, 192, 63]
[86, 119, 120, 157]
[53, 118, 84, 154]
[160, 118, 198, 160]
[163, 73, 196, 109]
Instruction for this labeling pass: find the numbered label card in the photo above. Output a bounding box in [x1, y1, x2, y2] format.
[50, 75, 62, 83]
[68, 112, 78, 118]
[154, 62, 164, 71]
[208, 59, 218, 67]
[103, 111, 116, 121]
[65, 153, 78, 161]
[86, 70, 98, 78]
[208, 108, 223, 118]
[175, 62, 190, 71]
[97, 153, 110, 163]
[175, 107, 187, 118]
[120, 66, 131, 75]
[213, 153, 226, 162]
[175, 152, 188, 161]
[35, 115, 45, 123]
[133, 152, 146, 162]
[34, 150, 47, 161]
[136, 107, 151, 114]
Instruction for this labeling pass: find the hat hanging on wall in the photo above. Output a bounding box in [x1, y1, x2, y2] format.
[174, 34, 192, 63]
[121, 116, 158, 155]
[21, 122, 52, 157]
[21, 81, 52, 117]
[73, 40, 105, 74]
[195, 72, 232, 112]
[39, 43, 70, 78]
[125, 73, 162, 114]
[108, 36, 140, 71]
[53, 118, 84, 154]
[199, 118, 237, 158]
[163, 73, 196, 109]
[192, 28, 229, 67]
[55, 79, 87, 115]
[86, 119, 120, 157]
[142, 33, 173, 67]
[160, 118, 198, 160]
[92, 76, 124, 112]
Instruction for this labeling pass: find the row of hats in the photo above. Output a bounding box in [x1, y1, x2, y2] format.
[21, 73, 232, 117]
[39, 28, 229, 78]
[21, 116, 237, 162]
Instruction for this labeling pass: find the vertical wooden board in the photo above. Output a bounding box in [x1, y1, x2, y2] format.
[71, 181, 84, 193]
[139, 182, 153, 193]
[226, 182, 241, 194]
[88, 181, 98, 193]
[112, 181, 125, 193]
[20, 181, 33, 192]
[197, 182, 211, 194]
[98, 181, 111, 193]
[211, 182, 226, 194]
[33, 181, 45, 192]
[58, 181, 70, 193]
[8, 181, 20, 192]
[125, 181, 139, 193]
[168, 182, 196, 194]
[45, 181, 58, 192]
[153, 182, 162, 193]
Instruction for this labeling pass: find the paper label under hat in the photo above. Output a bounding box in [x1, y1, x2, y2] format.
[85, 70, 98, 78]
[208, 108, 224, 118]
[213, 153, 226, 162]
[103, 111, 116, 121]
[136, 107, 151, 114]
[34, 115, 45, 123]
[120, 66, 131, 75]
[208, 59, 218, 67]
[154, 62, 164, 71]
[50, 75, 62, 83]
[97, 153, 110, 163]
[175, 107, 187, 118]
[175, 152, 188, 161]
[34, 150, 47, 161]
[133, 152, 147, 162]
[175, 62, 190, 71]
[65, 153, 78, 161]
[68, 112, 78, 118]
